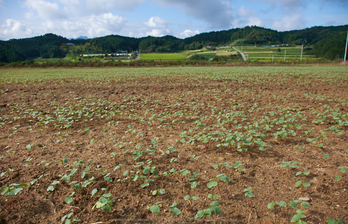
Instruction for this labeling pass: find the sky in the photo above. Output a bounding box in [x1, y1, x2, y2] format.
[0, 0, 347, 40]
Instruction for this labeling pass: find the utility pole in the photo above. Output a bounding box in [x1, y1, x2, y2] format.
[284, 50, 286, 62]
[300, 44, 303, 61]
[344, 31, 348, 62]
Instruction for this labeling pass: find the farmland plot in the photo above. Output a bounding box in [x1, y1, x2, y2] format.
[0, 66, 348, 223]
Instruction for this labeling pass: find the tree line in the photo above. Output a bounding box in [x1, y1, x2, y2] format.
[0, 25, 347, 63]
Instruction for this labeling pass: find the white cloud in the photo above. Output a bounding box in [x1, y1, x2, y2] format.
[246, 17, 264, 27]
[84, 0, 144, 14]
[320, 14, 348, 26]
[0, 19, 34, 40]
[144, 16, 168, 28]
[86, 13, 126, 37]
[154, 0, 235, 29]
[238, 6, 254, 17]
[146, 29, 165, 37]
[42, 13, 126, 38]
[144, 16, 170, 36]
[235, 5, 263, 28]
[258, 0, 306, 13]
[271, 14, 304, 31]
[0, 0, 346, 40]
[179, 29, 200, 38]
[25, 0, 68, 20]
[59, 0, 80, 5]
[116, 0, 145, 10]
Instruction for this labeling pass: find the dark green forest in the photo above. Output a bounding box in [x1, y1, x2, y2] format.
[0, 25, 347, 63]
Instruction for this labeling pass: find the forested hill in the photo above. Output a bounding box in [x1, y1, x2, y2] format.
[1, 25, 347, 63]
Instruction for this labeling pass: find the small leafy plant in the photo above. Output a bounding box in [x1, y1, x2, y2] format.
[147, 201, 162, 214]
[92, 193, 115, 221]
[169, 201, 181, 216]
[243, 187, 255, 208]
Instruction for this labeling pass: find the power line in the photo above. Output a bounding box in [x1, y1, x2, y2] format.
[344, 31, 348, 62]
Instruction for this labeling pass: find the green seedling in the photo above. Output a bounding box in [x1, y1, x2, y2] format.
[282, 161, 300, 168]
[207, 173, 230, 190]
[232, 161, 245, 178]
[207, 194, 219, 200]
[132, 171, 147, 187]
[190, 155, 200, 160]
[147, 201, 162, 214]
[335, 176, 342, 182]
[295, 180, 310, 188]
[110, 152, 117, 163]
[152, 188, 165, 196]
[294, 144, 305, 150]
[57, 158, 69, 167]
[195, 196, 223, 220]
[44, 161, 55, 178]
[91, 188, 98, 198]
[89, 138, 97, 144]
[289, 200, 310, 210]
[47, 180, 60, 192]
[243, 187, 255, 208]
[1, 183, 27, 210]
[169, 201, 181, 216]
[188, 173, 200, 189]
[327, 218, 345, 224]
[61, 167, 79, 183]
[290, 209, 307, 224]
[323, 154, 330, 158]
[208, 199, 223, 218]
[73, 160, 84, 166]
[81, 166, 94, 179]
[296, 171, 310, 178]
[140, 182, 150, 188]
[170, 157, 178, 163]
[180, 169, 190, 176]
[92, 193, 115, 221]
[269, 200, 308, 220]
[213, 163, 232, 173]
[61, 212, 80, 224]
[233, 161, 243, 169]
[114, 163, 124, 171]
[184, 195, 199, 206]
[163, 168, 177, 187]
[339, 167, 348, 181]
[1, 168, 16, 180]
[162, 146, 179, 156]
[195, 208, 212, 220]
[103, 173, 113, 187]
[64, 192, 78, 216]
[268, 201, 287, 220]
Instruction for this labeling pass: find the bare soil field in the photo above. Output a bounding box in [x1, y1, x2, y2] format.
[0, 66, 347, 223]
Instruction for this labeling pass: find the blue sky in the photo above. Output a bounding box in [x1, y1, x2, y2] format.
[0, 0, 347, 40]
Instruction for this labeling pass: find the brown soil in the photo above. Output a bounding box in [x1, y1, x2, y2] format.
[0, 68, 347, 224]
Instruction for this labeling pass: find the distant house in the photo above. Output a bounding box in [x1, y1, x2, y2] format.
[262, 45, 280, 48]
[66, 43, 75, 46]
[81, 53, 103, 57]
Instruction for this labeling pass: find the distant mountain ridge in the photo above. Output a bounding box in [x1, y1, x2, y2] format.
[0, 25, 347, 63]
[70, 36, 88, 40]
